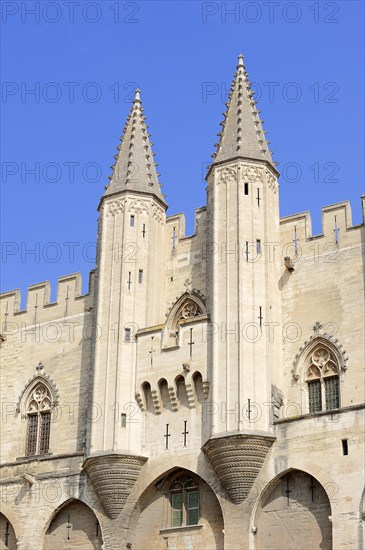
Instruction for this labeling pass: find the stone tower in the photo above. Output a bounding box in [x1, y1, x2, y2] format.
[203, 55, 282, 503]
[84, 89, 167, 520]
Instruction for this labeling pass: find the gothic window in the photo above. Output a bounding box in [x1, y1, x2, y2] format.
[25, 383, 52, 456]
[169, 475, 199, 528]
[306, 347, 340, 413]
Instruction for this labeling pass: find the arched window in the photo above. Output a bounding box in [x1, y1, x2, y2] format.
[169, 475, 199, 528]
[306, 347, 340, 413]
[25, 382, 52, 456]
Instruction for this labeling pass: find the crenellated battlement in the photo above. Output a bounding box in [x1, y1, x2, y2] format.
[280, 196, 364, 257]
[0, 270, 95, 326]
[166, 206, 207, 241]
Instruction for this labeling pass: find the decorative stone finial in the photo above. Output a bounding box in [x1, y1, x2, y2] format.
[312, 321, 323, 336]
[238, 53, 244, 66]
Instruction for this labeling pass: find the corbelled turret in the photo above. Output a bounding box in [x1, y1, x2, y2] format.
[203, 54, 281, 504]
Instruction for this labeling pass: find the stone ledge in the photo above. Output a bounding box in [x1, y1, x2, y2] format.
[1, 451, 84, 468]
[274, 403, 365, 424]
[160, 524, 203, 534]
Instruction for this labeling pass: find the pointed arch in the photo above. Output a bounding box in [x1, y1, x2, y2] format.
[175, 375, 189, 408]
[252, 468, 332, 550]
[0, 512, 17, 550]
[16, 372, 60, 414]
[292, 335, 347, 414]
[142, 381, 154, 413]
[128, 467, 224, 550]
[192, 371, 204, 402]
[166, 291, 207, 332]
[158, 378, 172, 411]
[292, 334, 348, 382]
[24, 380, 53, 456]
[44, 498, 103, 550]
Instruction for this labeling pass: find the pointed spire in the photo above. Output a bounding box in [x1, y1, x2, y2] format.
[104, 89, 166, 205]
[211, 54, 274, 166]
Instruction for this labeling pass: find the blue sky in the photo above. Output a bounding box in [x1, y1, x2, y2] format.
[1, 0, 364, 301]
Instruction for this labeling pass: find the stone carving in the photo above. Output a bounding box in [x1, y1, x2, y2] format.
[312, 348, 330, 367]
[284, 256, 295, 271]
[202, 433, 275, 504]
[306, 348, 338, 380]
[16, 367, 60, 413]
[265, 169, 278, 193]
[241, 164, 264, 183]
[179, 299, 200, 320]
[106, 199, 125, 217]
[83, 453, 147, 519]
[218, 165, 238, 185]
[27, 383, 51, 413]
[152, 204, 164, 224]
[292, 333, 348, 381]
[128, 199, 149, 215]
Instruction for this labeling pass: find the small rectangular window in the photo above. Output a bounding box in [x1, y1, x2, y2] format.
[138, 269, 143, 283]
[121, 413, 127, 428]
[142, 223, 146, 238]
[171, 493, 183, 527]
[308, 380, 322, 413]
[342, 439, 348, 455]
[244, 182, 249, 195]
[130, 215, 135, 227]
[124, 328, 131, 342]
[256, 239, 261, 254]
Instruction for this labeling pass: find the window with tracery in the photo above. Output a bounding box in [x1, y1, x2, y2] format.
[306, 347, 340, 413]
[177, 299, 202, 322]
[169, 475, 199, 528]
[25, 383, 52, 456]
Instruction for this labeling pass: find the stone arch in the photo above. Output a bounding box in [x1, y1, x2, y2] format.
[44, 498, 103, 550]
[192, 370, 205, 402]
[142, 381, 154, 413]
[0, 513, 17, 550]
[128, 467, 224, 550]
[252, 468, 332, 550]
[175, 375, 189, 408]
[292, 336, 345, 414]
[166, 291, 206, 330]
[292, 334, 348, 382]
[16, 372, 60, 414]
[162, 291, 206, 349]
[158, 378, 172, 411]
